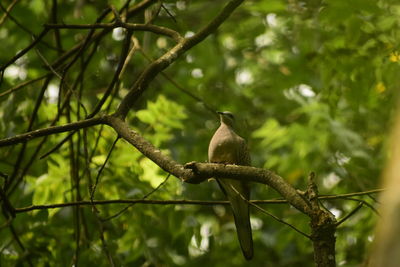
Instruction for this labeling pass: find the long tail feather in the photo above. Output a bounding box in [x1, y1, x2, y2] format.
[218, 179, 253, 260]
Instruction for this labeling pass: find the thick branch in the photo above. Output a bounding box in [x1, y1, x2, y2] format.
[105, 115, 192, 177]
[186, 162, 313, 215]
[106, 115, 313, 216]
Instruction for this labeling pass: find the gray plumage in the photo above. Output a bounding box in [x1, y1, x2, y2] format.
[208, 111, 253, 260]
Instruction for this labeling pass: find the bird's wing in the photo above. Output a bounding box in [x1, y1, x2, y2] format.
[238, 137, 251, 166]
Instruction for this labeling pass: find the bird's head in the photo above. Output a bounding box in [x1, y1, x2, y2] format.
[218, 111, 235, 127]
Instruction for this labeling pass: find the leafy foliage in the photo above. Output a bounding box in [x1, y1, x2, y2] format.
[0, 0, 399, 266]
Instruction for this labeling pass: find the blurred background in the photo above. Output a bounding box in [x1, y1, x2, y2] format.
[1, 0, 399, 266]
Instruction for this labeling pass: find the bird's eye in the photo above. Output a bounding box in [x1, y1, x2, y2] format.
[226, 113, 234, 120]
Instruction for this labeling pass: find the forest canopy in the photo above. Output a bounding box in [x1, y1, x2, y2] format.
[0, 0, 399, 266]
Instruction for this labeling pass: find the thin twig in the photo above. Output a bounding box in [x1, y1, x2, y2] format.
[0, 74, 50, 98]
[51, 0, 63, 54]
[37, 37, 103, 160]
[8, 223, 34, 267]
[138, 49, 216, 114]
[161, 4, 177, 23]
[0, 28, 50, 72]
[0, 0, 20, 26]
[90, 137, 119, 201]
[39, 29, 133, 160]
[229, 184, 311, 239]
[102, 173, 171, 222]
[335, 202, 364, 227]
[86, 126, 119, 267]
[6, 77, 51, 191]
[342, 197, 379, 215]
[0, 187, 15, 217]
[44, 22, 182, 42]
[15, 199, 232, 213]
[12, 188, 383, 213]
[318, 189, 384, 200]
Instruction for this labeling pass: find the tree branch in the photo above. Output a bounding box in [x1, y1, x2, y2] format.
[0, 74, 50, 98]
[115, 0, 245, 118]
[105, 115, 313, 216]
[12, 189, 383, 214]
[44, 22, 183, 42]
[0, 116, 106, 147]
[306, 173, 336, 267]
[318, 189, 384, 199]
[0, 28, 49, 72]
[335, 202, 364, 227]
[2, 112, 382, 222]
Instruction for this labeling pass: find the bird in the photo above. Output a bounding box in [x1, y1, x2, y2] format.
[208, 111, 253, 260]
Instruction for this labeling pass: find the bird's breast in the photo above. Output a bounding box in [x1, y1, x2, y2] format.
[208, 131, 240, 163]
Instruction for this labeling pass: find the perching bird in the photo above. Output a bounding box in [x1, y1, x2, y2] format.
[208, 111, 253, 260]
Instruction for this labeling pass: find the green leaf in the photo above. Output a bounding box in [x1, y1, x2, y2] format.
[30, 155, 70, 217]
